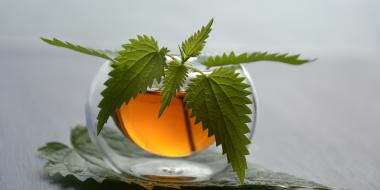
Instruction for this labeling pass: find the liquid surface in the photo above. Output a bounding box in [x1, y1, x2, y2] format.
[116, 92, 215, 157]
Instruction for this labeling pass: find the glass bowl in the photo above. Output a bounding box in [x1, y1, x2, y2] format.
[85, 56, 258, 183]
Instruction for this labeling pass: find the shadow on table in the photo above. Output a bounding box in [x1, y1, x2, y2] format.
[45, 175, 282, 190]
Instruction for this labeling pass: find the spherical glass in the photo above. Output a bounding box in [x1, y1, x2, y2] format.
[85, 56, 258, 183]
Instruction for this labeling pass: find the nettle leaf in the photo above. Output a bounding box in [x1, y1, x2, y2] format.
[184, 68, 253, 183]
[38, 142, 70, 163]
[70, 126, 106, 167]
[181, 18, 213, 60]
[203, 51, 313, 67]
[158, 61, 189, 117]
[41, 38, 114, 61]
[97, 35, 169, 134]
[38, 126, 330, 190]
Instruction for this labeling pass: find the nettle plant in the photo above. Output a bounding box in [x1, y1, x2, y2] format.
[42, 18, 312, 182]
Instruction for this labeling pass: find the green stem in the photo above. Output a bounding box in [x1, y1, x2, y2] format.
[167, 54, 179, 61]
[185, 64, 206, 76]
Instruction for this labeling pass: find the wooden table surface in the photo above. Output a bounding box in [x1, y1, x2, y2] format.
[1, 1, 379, 189]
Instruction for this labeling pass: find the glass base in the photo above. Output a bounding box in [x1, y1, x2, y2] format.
[128, 158, 214, 182]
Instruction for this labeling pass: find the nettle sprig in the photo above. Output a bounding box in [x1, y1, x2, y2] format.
[41, 18, 312, 183]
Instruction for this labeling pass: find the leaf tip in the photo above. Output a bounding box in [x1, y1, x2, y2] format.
[96, 123, 103, 135]
[238, 174, 245, 184]
[208, 17, 214, 25]
[40, 37, 51, 43]
[157, 106, 166, 118]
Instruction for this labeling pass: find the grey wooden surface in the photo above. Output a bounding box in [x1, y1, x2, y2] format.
[1, 0, 379, 189]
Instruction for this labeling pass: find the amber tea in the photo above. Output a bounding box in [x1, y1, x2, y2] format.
[115, 91, 215, 157]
